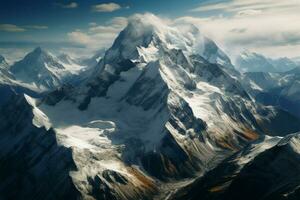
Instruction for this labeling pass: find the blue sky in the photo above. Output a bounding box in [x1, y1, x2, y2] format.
[1, 0, 300, 61]
[0, 0, 211, 43]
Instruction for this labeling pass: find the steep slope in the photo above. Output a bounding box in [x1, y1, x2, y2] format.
[200, 37, 234, 69]
[0, 55, 14, 82]
[0, 89, 80, 200]
[0, 55, 9, 72]
[171, 133, 300, 200]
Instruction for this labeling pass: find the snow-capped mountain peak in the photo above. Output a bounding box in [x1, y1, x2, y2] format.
[105, 13, 233, 68]
[11, 47, 64, 72]
[6, 48, 91, 92]
[9, 47, 66, 91]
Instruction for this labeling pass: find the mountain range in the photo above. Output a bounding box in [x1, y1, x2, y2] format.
[235, 51, 300, 73]
[0, 13, 300, 200]
[242, 68, 300, 119]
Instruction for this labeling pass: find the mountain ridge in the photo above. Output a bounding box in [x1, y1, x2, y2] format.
[235, 51, 299, 73]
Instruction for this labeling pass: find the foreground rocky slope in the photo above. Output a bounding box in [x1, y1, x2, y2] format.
[0, 92, 79, 200]
[171, 133, 300, 200]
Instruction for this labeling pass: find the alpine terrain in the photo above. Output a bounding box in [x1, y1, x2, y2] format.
[0, 13, 300, 200]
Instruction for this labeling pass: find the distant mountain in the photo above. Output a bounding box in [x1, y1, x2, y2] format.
[243, 68, 300, 118]
[235, 51, 299, 73]
[0, 54, 43, 100]
[269, 57, 300, 72]
[57, 53, 79, 65]
[9, 48, 89, 92]
[9, 47, 65, 91]
[78, 49, 106, 68]
[57, 53, 88, 76]
[292, 56, 300, 65]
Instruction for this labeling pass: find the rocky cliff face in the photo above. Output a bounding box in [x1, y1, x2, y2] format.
[0, 91, 79, 200]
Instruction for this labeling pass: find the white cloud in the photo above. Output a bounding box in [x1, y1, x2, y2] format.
[91, 3, 122, 12]
[0, 24, 49, 32]
[89, 22, 97, 27]
[68, 31, 91, 45]
[191, 0, 300, 13]
[0, 48, 30, 63]
[68, 17, 128, 49]
[24, 25, 49, 30]
[182, 0, 300, 58]
[55, 2, 78, 9]
[0, 24, 26, 32]
[236, 9, 262, 17]
[68, 4, 300, 59]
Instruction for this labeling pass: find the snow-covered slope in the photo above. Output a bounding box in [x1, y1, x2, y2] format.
[57, 53, 86, 73]
[235, 51, 299, 73]
[57, 52, 94, 85]
[171, 133, 300, 200]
